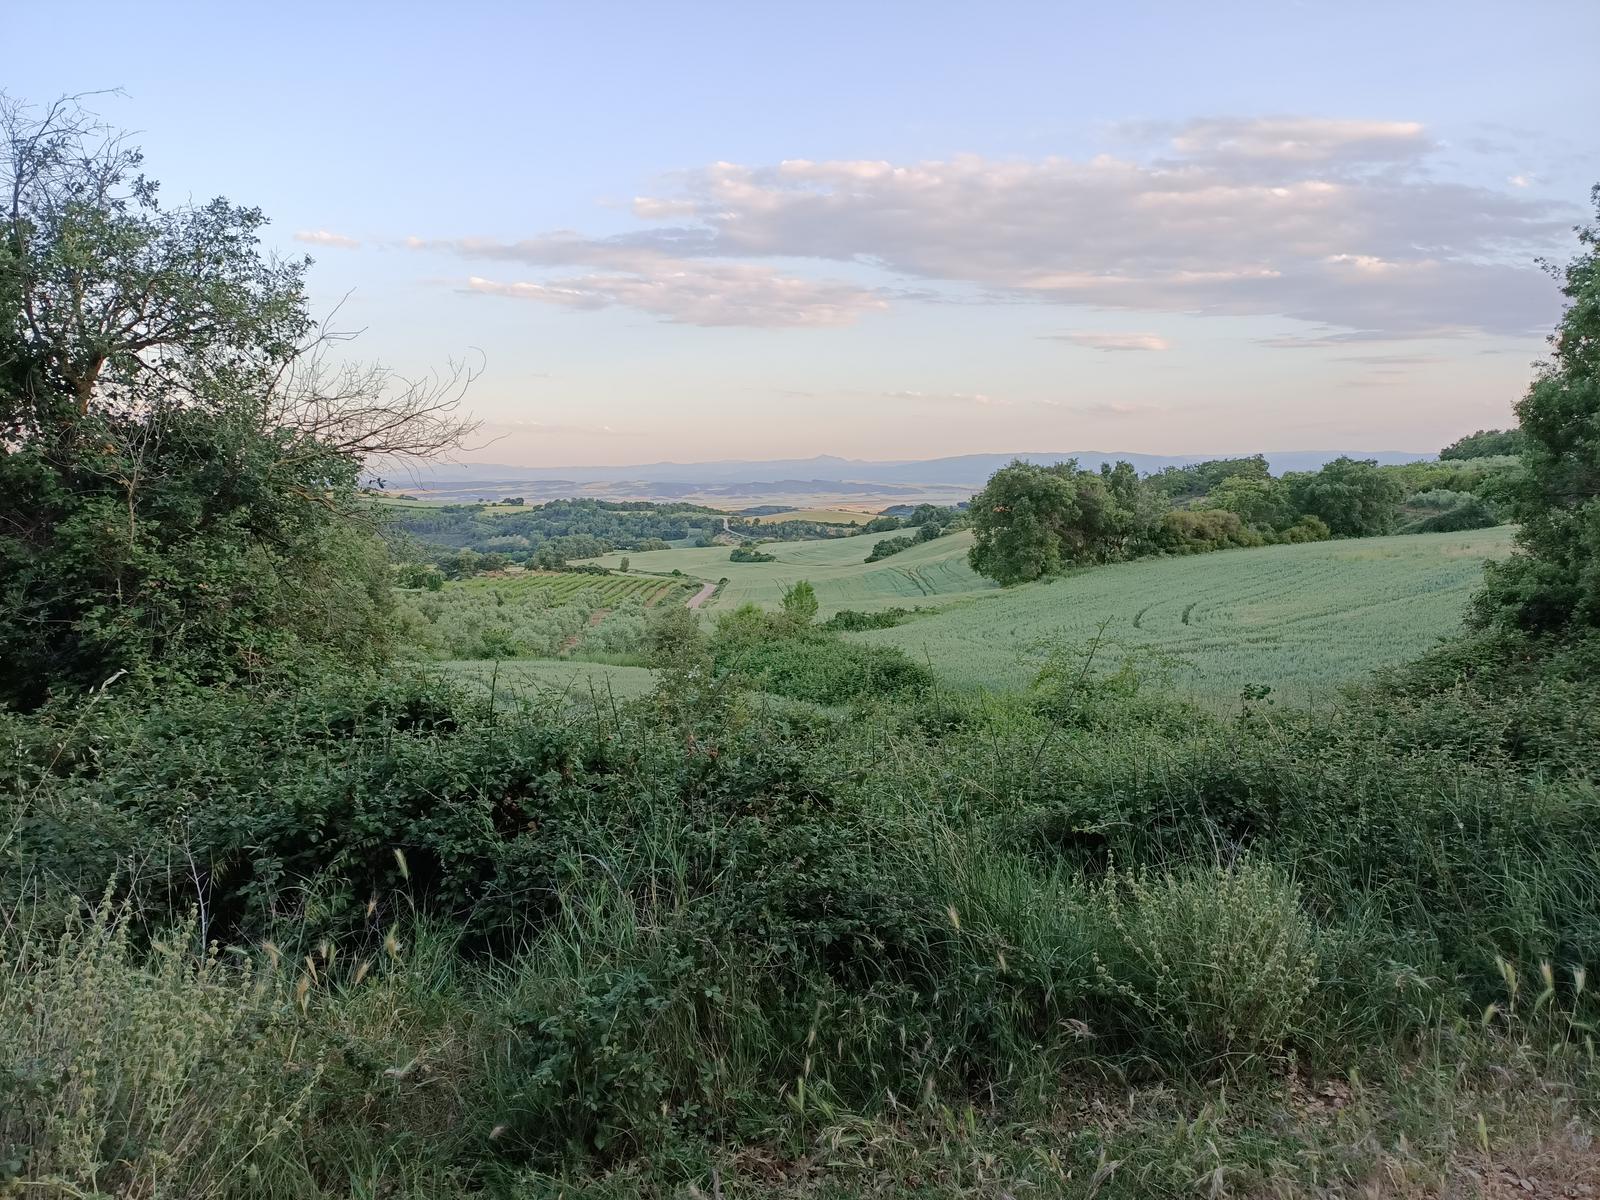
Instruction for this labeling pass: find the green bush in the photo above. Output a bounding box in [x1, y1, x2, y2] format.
[1155, 508, 1264, 555]
[819, 606, 917, 631]
[1090, 861, 1318, 1066]
[0, 898, 319, 1196]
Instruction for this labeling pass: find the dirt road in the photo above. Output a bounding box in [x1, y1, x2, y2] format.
[686, 581, 717, 609]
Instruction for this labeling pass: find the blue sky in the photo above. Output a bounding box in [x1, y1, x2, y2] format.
[10, 0, 1598, 464]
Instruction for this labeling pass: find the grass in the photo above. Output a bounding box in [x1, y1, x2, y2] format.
[584, 527, 1515, 702]
[856, 525, 1515, 703]
[585, 530, 994, 614]
[426, 657, 659, 699]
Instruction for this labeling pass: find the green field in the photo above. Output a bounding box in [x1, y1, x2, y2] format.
[427, 657, 659, 699]
[856, 526, 1515, 702]
[587, 530, 994, 614]
[457, 569, 690, 606]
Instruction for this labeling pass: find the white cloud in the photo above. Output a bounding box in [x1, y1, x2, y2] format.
[1164, 117, 1430, 164]
[409, 116, 1571, 337]
[883, 389, 1007, 407]
[461, 260, 885, 329]
[1508, 174, 1532, 188]
[1047, 331, 1170, 352]
[294, 229, 360, 249]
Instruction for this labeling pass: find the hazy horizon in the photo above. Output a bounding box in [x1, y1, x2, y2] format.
[11, 0, 1597, 466]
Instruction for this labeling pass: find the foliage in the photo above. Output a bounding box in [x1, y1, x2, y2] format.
[0, 896, 319, 1196]
[1282, 456, 1404, 537]
[0, 95, 468, 707]
[778, 579, 819, 626]
[1146, 454, 1270, 501]
[1091, 861, 1318, 1066]
[967, 459, 1166, 585]
[1476, 187, 1600, 633]
[729, 545, 776, 563]
[1441, 427, 1526, 460]
[820, 606, 917, 631]
[1154, 508, 1265, 554]
[1202, 473, 1292, 529]
[864, 534, 918, 562]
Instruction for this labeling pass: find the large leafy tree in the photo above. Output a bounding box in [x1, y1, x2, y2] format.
[1282, 457, 1402, 538]
[1475, 187, 1600, 633]
[0, 94, 474, 706]
[967, 459, 1165, 585]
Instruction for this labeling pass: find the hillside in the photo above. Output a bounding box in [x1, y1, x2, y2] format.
[857, 525, 1515, 702]
[580, 526, 1516, 700]
[586, 528, 994, 614]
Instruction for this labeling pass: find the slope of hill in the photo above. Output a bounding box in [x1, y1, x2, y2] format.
[585, 528, 994, 614]
[855, 526, 1515, 703]
[583, 526, 1515, 703]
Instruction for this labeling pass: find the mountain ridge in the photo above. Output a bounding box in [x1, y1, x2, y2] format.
[377, 448, 1434, 488]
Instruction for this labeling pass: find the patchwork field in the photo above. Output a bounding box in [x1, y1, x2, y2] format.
[458, 569, 691, 606]
[587, 530, 995, 614]
[745, 507, 877, 524]
[855, 525, 1515, 703]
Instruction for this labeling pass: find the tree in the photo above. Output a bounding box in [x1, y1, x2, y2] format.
[1475, 186, 1600, 632]
[1205, 474, 1291, 530]
[967, 458, 1163, 585]
[1283, 457, 1402, 537]
[1440, 429, 1526, 461]
[0, 94, 475, 705]
[619, 556, 630, 573]
[779, 579, 819, 626]
[966, 460, 1076, 584]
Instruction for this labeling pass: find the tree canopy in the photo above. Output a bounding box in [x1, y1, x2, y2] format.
[1440, 428, 1526, 461]
[0, 94, 472, 706]
[1475, 187, 1600, 633]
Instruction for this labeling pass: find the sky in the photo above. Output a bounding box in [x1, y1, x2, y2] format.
[9, 0, 1599, 465]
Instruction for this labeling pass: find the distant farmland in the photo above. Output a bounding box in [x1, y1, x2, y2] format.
[747, 507, 876, 525]
[457, 570, 691, 606]
[586, 530, 995, 614]
[854, 526, 1515, 703]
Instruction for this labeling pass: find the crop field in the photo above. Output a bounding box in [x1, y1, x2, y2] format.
[586, 530, 996, 614]
[746, 507, 877, 524]
[457, 570, 690, 606]
[856, 526, 1516, 703]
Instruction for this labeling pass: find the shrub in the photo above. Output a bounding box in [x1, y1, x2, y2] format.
[1277, 514, 1331, 543]
[1155, 508, 1264, 555]
[718, 632, 933, 705]
[0, 897, 318, 1196]
[1089, 861, 1318, 1067]
[820, 606, 917, 631]
[864, 535, 917, 562]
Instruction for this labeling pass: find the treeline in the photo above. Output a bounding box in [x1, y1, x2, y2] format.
[861, 502, 964, 562]
[382, 498, 727, 561]
[384, 497, 870, 565]
[969, 446, 1520, 585]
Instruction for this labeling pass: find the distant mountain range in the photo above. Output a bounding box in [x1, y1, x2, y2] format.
[376, 449, 1432, 493]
